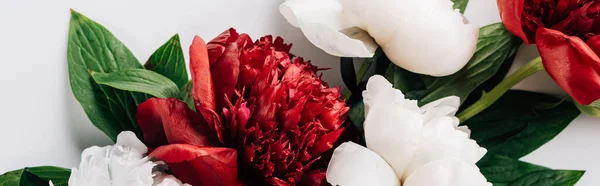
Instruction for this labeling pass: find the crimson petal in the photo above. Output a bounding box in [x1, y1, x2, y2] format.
[536, 28, 600, 104]
[150, 144, 239, 186]
[137, 98, 217, 148]
[497, 0, 529, 43]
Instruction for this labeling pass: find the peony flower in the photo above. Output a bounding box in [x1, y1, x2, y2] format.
[68, 131, 188, 186]
[279, 0, 479, 76]
[136, 28, 348, 186]
[498, 0, 600, 105]
[326, 75, 490, 186]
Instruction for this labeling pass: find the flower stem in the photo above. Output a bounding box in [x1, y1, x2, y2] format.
[457, 56, 544, 123]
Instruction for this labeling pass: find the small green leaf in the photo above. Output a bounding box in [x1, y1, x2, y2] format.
[418, 23, 522, 105]
[452, 0, 469, 14]
[68, 9, 147, 141]
[145, 34, 188, 88]
[1, 166, 71, 186]
[465, 90, 580, 160]
[510, 170, 584, 186]
[181, 81, 195, 110]
[92, 69, 180, 99]
[341, 57, 358, 93]
[0, 169, 21, 186]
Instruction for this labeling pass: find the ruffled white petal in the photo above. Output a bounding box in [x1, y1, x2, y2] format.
[280, 0, 479, 76]
[360, 75, 488, 183]
[326, 142, 400, 186]
[153, 173, 192, 186]
[404, 158, 492, 186]
[279, 0, 377, 57]
[69, 131, 189, 186]
[362, 75, 422, 178]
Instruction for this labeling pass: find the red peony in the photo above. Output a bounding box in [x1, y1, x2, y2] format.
[498, 0, 600, 104]
[136, 28, 348, 186]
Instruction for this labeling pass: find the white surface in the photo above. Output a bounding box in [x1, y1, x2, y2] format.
[0, 0, 598, 185]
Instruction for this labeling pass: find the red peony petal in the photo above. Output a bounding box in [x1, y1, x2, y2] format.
[497, 0, 530, 44]
[150, 144, 239, 186]
[210, 42, 240, 113]
[137, 98, 217, 149]
[298, 170, 327, 186]
[536, 28, 600, 104]
[308, 128, 344, 158]
[190, 36, 220, 134]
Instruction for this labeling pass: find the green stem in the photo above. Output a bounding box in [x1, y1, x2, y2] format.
[342, 59, 373, 99]
[457, 57, 544, 123]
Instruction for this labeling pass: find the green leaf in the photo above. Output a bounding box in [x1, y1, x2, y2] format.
[477, 156, 549, 184]
[418, 23, 522, 105]
[348, 100, 365, 131]
[0, 169, 21, 186]
[510, 170, 584, 186]
[181, 81, 195, 110]
[19, 168, 47, 186]
[452, 0, 469, 14]
[1, 166, 71, 186]
[68, 9, 147, 141]
[341, 57, 358, 93]
[92, 69, 180, 99]
[145, 34, 188, 88]
[465, 90, 580, 160]
[477, 156, 584, 186]
[384, 63, 425, 93]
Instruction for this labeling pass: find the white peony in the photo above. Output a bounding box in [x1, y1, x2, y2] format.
[68, 131, 189, 186]
[279, 0, 478, 76]
[326, 75, 491, 186]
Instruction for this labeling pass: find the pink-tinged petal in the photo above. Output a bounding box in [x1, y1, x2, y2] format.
[150, 144, 239, 186]
[210, 42, 240, 113]
[498, 0, 530, 44]
[137, 98, 217, 149]
[536, 28, 600, 104]
[190, 36, 219, 132]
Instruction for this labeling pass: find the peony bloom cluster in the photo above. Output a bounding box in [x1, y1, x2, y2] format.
[68, 131, 189, 186]
[136, 28, 348, 186]
[279, 0, 479, 76]
[326, 75, 491, 186]
[498, 0, 600, 104]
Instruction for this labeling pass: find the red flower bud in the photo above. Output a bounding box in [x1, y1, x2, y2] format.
[498, 0, 600, 104]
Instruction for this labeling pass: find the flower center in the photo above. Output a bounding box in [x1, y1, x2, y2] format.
[523, 0, 600, 41]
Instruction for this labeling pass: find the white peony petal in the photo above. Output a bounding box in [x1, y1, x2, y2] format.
[326, 142, 400, 186]
[363, 75, 422, 178]
[279, 0, 377, 57]
[153, 173, 192, 186]
[280, 0, 478, 76]
[404, 158, 492, 186]
[69, 131, 186, 186]
[342, 0, 479, 76]
[402, 116, 487, 180]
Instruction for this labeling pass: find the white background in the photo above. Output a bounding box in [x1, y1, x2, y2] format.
[0, 0, 598, 185]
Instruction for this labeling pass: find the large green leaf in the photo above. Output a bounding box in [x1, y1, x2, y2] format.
[465, 90, 580, 160]
[477, 156, 584, 186]
[92, 69, 180, 99]
[0, 166, 71, 186]
[452, 0, 469, 14]
[68, 10, 147, 141]
[145, 34, 188, 88]
[418, 23, 522, 105]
